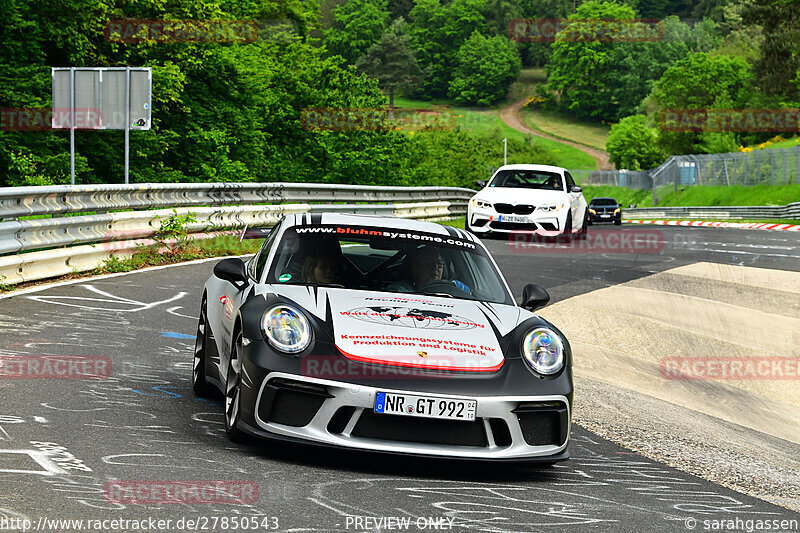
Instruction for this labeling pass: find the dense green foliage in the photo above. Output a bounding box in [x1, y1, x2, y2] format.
[605, 115, 664, 170]
[0, 0, 557, 187]
[649, 53, 752, 155]
[546, 1, 638, 120]
[324, 0, 390, 64]
[356, 18, 422, 110]
[448, 32, 522, 106]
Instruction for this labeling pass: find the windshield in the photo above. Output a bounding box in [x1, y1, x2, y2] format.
[489, 170, 564, 191]
[590, 198, 618, 206]
[266, 225, 513, 305]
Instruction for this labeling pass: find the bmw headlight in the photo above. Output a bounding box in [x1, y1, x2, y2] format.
[522, 328, 564, 375]
[471, 198, 492, 209]
[537, 204, 564, 212]
[262, 305, 311, 354]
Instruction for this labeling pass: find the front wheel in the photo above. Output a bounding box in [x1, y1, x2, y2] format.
[559, 213, 573, 242]
[192, 295, 212, 397]
[577, 212, 589, 240]
[224, 329, 247, 443]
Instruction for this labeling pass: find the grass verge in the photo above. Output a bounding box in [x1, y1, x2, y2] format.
[519, 108, 610, 151]
[624, 218, 799, 225]
[582, 184, 800, 208]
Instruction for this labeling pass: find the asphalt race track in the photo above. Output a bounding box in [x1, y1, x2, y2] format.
[1, 225, 798, 533]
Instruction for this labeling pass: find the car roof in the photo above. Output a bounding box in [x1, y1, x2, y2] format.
[493, 164, 567, 173]
[285, 212, 476, 240]
[590, 197, 618, 202]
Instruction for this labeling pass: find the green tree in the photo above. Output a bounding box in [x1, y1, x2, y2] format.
[605, 17, 721, 120]
[545, 1, 638, 120]
[324, 0, 390, 64]
[606, 115, 664, 169]
[648, 53, 753, 154]
[356, 18, 422, 115]
[408, 0, 488, 98]
[743, 0, 800, 100]
[448, 32, 521, 106]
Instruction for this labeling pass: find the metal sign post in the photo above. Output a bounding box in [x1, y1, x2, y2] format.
[52, 67, 152, 185]
[503, 138, 507, 165]
[70, 69, 75, 185]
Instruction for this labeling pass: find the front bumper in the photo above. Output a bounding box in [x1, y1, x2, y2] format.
[467, 207, 566, 234]
[247, 372, 570, 461]
[588, 212, 621, 223]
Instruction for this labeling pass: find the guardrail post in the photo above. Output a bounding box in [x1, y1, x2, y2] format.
[784, 149, 788, 185]
[744, 154, 748, 185]
[770, 151, 774, 186]
[756, 150, 761, 185]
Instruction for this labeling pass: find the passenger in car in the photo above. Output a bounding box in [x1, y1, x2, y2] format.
[302, 253, 338, 284]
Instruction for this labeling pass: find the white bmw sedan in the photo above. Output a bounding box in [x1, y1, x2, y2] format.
[466, 164, 589, 239]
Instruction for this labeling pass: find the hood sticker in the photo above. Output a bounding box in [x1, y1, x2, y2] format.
[331, 296, 504, 371]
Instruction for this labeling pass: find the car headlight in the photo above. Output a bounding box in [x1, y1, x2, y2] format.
[522, 328, 564, 375]
[538, 204, 557, 212]
[588, 208, 596, 214]
[471, 198, 492, 209]
[262, 305, 311, 354]
[614, 208, 620, 214]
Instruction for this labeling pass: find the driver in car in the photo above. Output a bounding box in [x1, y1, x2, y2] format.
[388, 246, 470, 294]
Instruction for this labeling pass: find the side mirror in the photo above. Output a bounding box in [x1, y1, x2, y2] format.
[214, 258, 248, 290]
[476, 179, 487, 188]
[570, 185, 582, 193]
[521, 283, 550, 311]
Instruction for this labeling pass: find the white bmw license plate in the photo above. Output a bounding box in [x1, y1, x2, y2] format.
[374, 392, 477, 421]
[499, 215, 527, 223]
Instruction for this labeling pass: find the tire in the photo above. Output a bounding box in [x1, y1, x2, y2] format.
[559, 213, 573, 242]
[192, 295, 212, 397]
[224, 328, 247, 443]
[614, 219, 622, 226]
[577, 212, 589, 240]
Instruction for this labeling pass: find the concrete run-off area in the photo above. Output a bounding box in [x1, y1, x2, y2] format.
[540, 262, 800, 512]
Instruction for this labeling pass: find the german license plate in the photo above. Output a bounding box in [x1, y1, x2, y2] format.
[601, 214, 611, 218]
[374, 392, 477, 421]
[499, 215, 527, 223]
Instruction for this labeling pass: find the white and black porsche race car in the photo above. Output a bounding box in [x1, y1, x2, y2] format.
[193, 213, 573, 462]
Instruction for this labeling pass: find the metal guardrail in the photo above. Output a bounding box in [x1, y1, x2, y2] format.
[0, 183, 474, 220]
[0, 183, 474, 286]
[625, 202, 800, 220]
